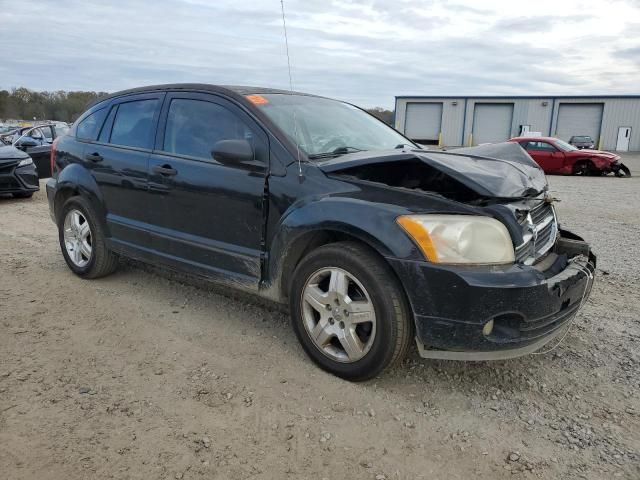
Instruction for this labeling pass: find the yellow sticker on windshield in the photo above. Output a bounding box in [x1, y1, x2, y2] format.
[246, 94, 269, 105]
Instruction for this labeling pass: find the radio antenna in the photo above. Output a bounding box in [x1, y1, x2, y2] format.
[279, 0, 304, 181]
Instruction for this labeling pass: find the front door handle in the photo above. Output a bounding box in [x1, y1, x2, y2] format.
[153, 164, 178, 176]
[85, 152, 103, 163]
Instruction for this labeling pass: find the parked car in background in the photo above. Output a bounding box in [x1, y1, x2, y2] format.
[569, 135, 595, 149]
[509, 136, 631, 177]
[47, 84, 595, 381]
[5, 124, 66, 178]
[0, 144, 39, 198]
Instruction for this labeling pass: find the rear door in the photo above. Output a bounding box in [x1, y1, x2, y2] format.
[147, 92, 268, 284]
[82, 92, 164, 247]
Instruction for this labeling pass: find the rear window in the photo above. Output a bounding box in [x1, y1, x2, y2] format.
[110, 99, 158, 149]
[76, 108, 108, 141]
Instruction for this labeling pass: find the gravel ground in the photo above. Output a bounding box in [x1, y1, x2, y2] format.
[1, 154, 638, 480]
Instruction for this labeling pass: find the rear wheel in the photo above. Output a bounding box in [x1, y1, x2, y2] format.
[290, 242, 413, 381]
[58, 196, 119, 278]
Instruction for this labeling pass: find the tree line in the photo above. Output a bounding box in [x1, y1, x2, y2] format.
[0, 88, 107, 123]
[0, 87, 395, 126]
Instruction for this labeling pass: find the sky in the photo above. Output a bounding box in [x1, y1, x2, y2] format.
[0, 0, 639, 108]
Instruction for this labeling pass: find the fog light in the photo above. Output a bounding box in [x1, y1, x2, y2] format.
[482, 319, 494, 336]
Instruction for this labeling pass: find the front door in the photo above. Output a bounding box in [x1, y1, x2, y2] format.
[521, 141, 564, 172]
[147, 92, 268, 285]
[616, 127, 631, 152]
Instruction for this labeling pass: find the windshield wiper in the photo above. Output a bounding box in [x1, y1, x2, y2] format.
[308, 146, 364, 160]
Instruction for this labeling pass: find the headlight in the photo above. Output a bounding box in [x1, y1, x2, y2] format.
[397, 215, 515, 264]
[17, 157, 33, 167]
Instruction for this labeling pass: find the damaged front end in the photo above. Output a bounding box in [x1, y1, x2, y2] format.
[318, 142, 596, 360]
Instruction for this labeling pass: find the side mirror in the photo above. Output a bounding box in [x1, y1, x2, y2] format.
[212, 139, 254, 163]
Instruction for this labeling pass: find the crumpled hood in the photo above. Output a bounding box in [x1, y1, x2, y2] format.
[317, 142, 548, 199]
[572, 149, 620, 160]
[0, 145, 29, 163]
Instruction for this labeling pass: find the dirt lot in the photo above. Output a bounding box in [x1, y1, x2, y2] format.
[1, 155, 639, 480]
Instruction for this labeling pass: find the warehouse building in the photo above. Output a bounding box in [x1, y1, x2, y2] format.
[394, 95, 640, 151]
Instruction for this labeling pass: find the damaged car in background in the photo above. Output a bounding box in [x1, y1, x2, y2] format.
[47, 85, 595, 381]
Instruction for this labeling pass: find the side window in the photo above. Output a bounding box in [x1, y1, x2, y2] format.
[37, 126, 54, 141]
[163, 98, 260, 161]
[77, 108, 108, 141]
[110, 99, 158, 149]
[98, 105, 118, 143]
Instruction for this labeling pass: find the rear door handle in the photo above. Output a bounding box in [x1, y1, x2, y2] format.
[85, 152, 103, 163]
[152, 165, 178, 176]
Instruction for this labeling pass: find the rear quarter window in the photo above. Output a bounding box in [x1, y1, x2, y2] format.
[76, 107, 108, 141]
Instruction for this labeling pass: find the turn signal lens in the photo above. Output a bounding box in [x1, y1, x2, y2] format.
[396, 215, 515, 264]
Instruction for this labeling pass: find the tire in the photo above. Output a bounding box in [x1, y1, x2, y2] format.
[12, 192, 33, 199]
[572, 160, 594, 176]
[615, 163, 631, 177]
[290, 241, 413, 381]
[58, 196, 119, 279]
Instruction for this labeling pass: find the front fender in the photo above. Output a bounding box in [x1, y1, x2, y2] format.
[264, 196, 422, 301]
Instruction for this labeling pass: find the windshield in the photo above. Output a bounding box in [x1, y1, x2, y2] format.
[572, 136, 592, 142]
[554, 138, 578, 151]
[253, 94, 415, 158]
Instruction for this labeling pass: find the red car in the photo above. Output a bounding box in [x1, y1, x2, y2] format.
[509, 136, 631, 177]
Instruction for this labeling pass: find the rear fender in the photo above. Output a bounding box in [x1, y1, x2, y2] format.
[54, 163, 108, 230]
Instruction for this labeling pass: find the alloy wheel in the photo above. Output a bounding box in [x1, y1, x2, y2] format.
[301, 267, 377, 363]
[63, 209, 92, 267]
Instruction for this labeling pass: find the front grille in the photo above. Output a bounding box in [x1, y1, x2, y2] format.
[515, 201, 558, 265]
[0, 163, 16, 175]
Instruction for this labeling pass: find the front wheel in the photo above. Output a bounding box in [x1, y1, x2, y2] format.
[615, 163, 631, 177]
[290, 242, 413, 381]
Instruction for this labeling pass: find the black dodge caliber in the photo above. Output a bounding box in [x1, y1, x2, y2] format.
[47, 84, 595, 381]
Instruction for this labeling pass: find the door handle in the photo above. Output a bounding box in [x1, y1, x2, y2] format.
[85, 152, 103, 163]
[152, 165, 178, 176]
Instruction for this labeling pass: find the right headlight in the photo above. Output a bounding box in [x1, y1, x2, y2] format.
[17, 157, 33, 167]
[396, 214, 515, 264]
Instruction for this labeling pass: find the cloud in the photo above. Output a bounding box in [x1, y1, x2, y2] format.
[0, 0, 638, 108]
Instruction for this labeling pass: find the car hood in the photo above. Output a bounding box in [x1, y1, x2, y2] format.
[317, 142, 547, 200]
[0, 145, 29, 163]
[570, 149, 619, 159]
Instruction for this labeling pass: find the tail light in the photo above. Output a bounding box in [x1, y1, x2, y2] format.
[50, 137, 59, 176]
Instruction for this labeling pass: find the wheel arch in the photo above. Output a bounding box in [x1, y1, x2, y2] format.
[54, 164, 108, 230]
[275, 226, 407, 303]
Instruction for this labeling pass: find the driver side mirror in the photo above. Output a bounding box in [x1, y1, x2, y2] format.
[211, 139, 254, 163]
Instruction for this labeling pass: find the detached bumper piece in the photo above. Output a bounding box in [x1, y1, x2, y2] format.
[0, 160, 39, 194]
[388, 230, 595, 361]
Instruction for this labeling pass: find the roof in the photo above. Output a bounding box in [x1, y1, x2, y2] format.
[510, 136, 557, 142]
[395, 94, 640, 100]
[88, 83, 315, 108]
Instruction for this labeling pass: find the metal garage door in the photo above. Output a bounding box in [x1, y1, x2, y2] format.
[404, 102, 443, 142]
[555, 103, 603, 142]
[472, 103, 514, 145]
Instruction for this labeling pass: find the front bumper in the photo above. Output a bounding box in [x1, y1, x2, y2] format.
[387, 230, 595, 360]
[0, 162, 39, 194]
